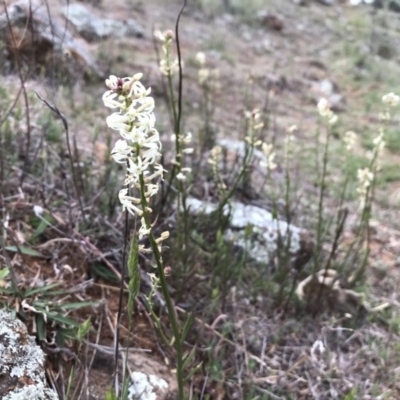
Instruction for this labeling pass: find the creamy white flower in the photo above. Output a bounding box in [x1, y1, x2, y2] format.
[382, 92, 400, 107]
[211, 146, 222, 158]
[317, 98, 330, 117]
[112, 139, 133, 163]
[198, 68, 210, 85]
[105, 73, 167, 253]
[105, 75, 120, 90]
[183, 132, 192, 143]
[33, 205, 44, 217]
[124, 126, 148, 145]
[359, 168, 373, 184]
[196, 52, 206, 66]
[144, 184, 159, 197]
[176, 172, 186, 181]
[357, 168, 373, 192]
[159, 58, 179, 76]
[138, 245, 153, 254]
[144, 164, 165, 183]
[343, 131, 357, 151]
[260, 143, 277, 170]
[103, 91, 125, 109]
[139, 218, 152, 239]
[328, 114, 338, 125]
[106, 113, 131, 131]
[287, 125, 298, 134]
[154, 30, 166, 42]
[127, 97, 155, 117]
[155, 231, 170, 244]
[127, 157, 149, 179]
[356, 167, 374, 208]
[154, 29, 174, 43]
[119, 189, 143, 216]
[262, 143, 274, 156]
[379, 111, 390, 121]
[141, 144, 161, 165]
[317, 98, 337, 124]
[135, 112, 156, 129]
[373, 133, 385, 152]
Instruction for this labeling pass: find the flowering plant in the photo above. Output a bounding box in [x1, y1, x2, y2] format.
[103, 72, 186, 399]
[103, 73, 168, 251]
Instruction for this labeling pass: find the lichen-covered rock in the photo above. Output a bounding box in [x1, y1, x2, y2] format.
[62, 4, 145, 42]
[128, 371, 168, 400]
[0, 309, 59, 400]
[186, 197, 313, 269]
[0, 0, 102, 79]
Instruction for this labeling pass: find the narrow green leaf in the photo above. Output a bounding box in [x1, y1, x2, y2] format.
[216, 229, 223, 244]
[30, 215, 54, 243]
[184, 361, 203, 383]
[0, 288, 15, 295]
[36, 314, 46, 341]
[181, 313, 194, 344]
[41, 312, 81, 327]
[90, 263, 118, 281]
[121, 377, 131, 400]
[127, 234, 140, 316]
[0, 268, 10, 280]
[25, 282, 63, 296]
[5, 246, 42, 257]
[77, 318, 91, 342]
[105, 389, 118, 400]
[60, 301, 99, 310]
[182, 347, 197, 371]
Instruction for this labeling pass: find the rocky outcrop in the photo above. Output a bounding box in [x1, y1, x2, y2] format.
[0, 0, 102, 80]
[0, 309, 59, 400]
[186, 197, 314, 270]
[62, 4, 145, 42]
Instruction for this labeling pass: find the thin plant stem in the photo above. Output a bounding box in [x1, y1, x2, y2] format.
[138, 173, 185, 400]
[113, 207, 129, 392]
[35, 93, 87, 224]
[312, 123, 331, 276]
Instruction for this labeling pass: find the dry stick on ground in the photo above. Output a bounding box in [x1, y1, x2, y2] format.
[35, 93, 87, 224]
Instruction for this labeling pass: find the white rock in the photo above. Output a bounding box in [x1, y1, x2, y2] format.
[0, 310, 59, 400]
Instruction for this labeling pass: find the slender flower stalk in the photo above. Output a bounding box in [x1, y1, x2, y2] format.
[155, 30, 192, 272]
[343, 93, 396, 285]
[312, 98, 337, 276]
[103, 73, 184, 399]
[216, 109, 263, 214]
[155, 30, 180, 186]
[195, 51, 220, 154]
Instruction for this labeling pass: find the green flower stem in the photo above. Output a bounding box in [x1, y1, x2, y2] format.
[277, 138, 293, 305]
[217, 121, 257, 215]
[162, 47, 181, 208]
[312, 123, 332, 276]
[138, 173, 185, 400]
